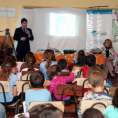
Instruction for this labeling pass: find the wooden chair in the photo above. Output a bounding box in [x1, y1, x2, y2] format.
[0, 81, 21, 115]
[56, 84, 82, 118]
[22, 71, 39, 81]
[77, 78, 109, 97]
[29, 101, 64, 112]
[81, 100, 112, 114]
[21, 65, 40, 70]
[16, 81, 30, 113]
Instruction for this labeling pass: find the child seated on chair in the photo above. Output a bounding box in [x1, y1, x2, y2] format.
[72, 50, 85, 63]
[58, 59, 70, 72]
[82, 54, 96, 78]
[0, 60, 20, 105]
[78, 70, 113, 118]
[45, 65, 75, 106]
[5, 47, 16, 61]
[25, 71, 52, 112]
[18, 55, 38, 80]
[104, 87, 118, 118]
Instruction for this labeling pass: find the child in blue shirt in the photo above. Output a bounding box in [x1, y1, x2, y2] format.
[25, 71, 52, 112]
[40, 49, 57, 80]
[104, 87, 118, 118]
[0, 60, 19, 104]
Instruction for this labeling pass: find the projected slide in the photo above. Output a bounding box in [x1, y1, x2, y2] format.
[50, 13, 76, 36]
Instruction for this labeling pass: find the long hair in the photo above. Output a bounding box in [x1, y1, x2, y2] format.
[112, 87, 118, 108]
[103, 39, 113, 48]
[26, 55, 36, 71]
[0, 60, 17, 81]
[44, 49, 55, 69]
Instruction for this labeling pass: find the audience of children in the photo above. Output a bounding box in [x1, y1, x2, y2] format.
[0, 60, 20, 104]
[78, 69, 113, 118]
[40, 49, 57, 80]
[0, 47, 117, 117]
[83, 108, 104, 118]
[104, 87, 118, 118]
[25, 71, 52, 112]
[45, 65, 75, 106]
[58, 59, 69, 72]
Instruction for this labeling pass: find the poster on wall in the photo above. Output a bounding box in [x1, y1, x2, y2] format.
[86, 10, 112, 51]
[112, 9, 118, 52]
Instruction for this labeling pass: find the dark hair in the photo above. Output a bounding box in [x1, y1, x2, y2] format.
[85, 54, 96, 67]
[77, 53, 85, 66]
[26, 55, 36, 71]
[112, 87, 118, 108]
[30, 71, 44, 88]
[0, 60, 17, 81]
[88, 71, 105, 88]
[36, 106, 64, 118]
[58, 59, 67, 70]
[5, 47, 13, 56]
[83, 108, 104, 118]
[25, 52, 34, 61]
[78, 50, 85, 56]
[44, 49, 55, 69]
[48, 65, 62, 80]
[21, 18, 27, 23]
[19, 104, 64, 118]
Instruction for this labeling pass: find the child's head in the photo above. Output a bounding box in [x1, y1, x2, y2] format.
[48, 65, 62, 80]
[58, 59, 67, 70]
[0, 60, 17, 80]
[26, 55, 36, 71]
[25, 52, 34, 61]
[87, 66, 106, 79]
[112, 87, 118, 108]
[44, 49, 55, 69]
[88, 70, 106, 90]
[78, 50, 85, 56]
[30, 71, 44, 88]
[83, 108, 104, 118]
[19, 104, 64, 118]
[5, 47, 13, 56]
[77, 53, 85, 66]
[85, 54, 96, 67]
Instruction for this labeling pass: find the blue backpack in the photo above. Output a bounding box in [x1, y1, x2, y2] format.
[105, 79, 112, 87]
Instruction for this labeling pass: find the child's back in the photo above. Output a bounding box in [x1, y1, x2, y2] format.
[25, 71, 51, 112]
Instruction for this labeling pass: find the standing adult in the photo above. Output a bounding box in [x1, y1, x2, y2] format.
[13, 18, 34, 61]
[102, 39, 114, 77]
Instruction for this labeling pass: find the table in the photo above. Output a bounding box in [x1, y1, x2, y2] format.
[34, 53, 105, 65]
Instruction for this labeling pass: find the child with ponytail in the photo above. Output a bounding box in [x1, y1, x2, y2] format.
[40, 49, 57, 80]
[0, 60, 20, 104]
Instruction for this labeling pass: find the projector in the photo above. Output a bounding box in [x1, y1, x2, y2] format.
[63, 49, 76, 54]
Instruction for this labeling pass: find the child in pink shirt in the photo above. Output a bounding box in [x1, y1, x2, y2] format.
[47, 65, 75, 106]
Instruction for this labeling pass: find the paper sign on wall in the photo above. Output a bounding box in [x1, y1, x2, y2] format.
[86, 10, 112, 51]
[0, 7, 16, 17]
